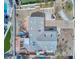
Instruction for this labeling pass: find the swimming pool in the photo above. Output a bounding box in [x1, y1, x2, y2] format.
[4, 0, 11, 15]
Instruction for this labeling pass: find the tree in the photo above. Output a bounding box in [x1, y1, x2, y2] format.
[50, 0, 54, 7]
[44, 0, 49, 7]
[57, 56, 64, 59]
[65, 1, 73, 11]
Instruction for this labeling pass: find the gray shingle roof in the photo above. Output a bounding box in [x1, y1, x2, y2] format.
[31, 11, 45, 17]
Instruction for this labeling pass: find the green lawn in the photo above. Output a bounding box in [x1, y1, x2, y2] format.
[21, 0, 40, 5]
[21, 0, 53, 5]
[4, 28, 11, 53]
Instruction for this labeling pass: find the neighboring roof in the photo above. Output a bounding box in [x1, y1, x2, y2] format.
[31, 11, 45, 17]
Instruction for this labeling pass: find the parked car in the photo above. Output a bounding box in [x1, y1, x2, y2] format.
[4, 24, 7, 34]
[4, 13, 9, 24]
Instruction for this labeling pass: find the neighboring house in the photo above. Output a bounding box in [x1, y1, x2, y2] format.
[16, 36, 21, 53]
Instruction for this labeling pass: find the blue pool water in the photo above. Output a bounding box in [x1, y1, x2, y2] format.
[4, 0, 11, 15]
[4, 2, 7, 13]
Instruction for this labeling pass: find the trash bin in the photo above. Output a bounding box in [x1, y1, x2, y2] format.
[16, 55, 22, 59]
